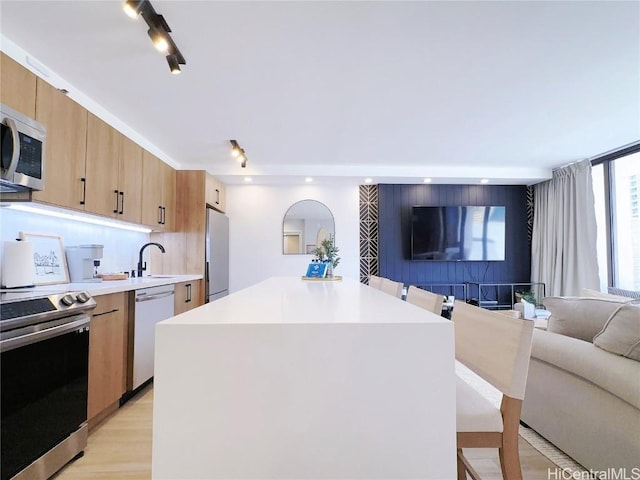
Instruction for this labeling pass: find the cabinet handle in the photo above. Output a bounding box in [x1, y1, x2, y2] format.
[158, 206, 162, 224]
[186, 283, 192, 303]
[161, 206, 166, 225]
[113, 190, 119, 213]
[80, 178, 86, 205]
[119, 191, 124, 215]
[215, 188, 220, 205]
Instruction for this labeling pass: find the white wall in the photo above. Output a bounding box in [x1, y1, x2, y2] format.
[225, 184, 360, 292]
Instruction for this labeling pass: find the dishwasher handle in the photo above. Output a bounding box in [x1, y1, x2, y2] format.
[135, 291, 175, 302]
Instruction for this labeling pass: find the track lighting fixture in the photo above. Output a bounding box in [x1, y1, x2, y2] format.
[122, 0, 186, 73]
[148, 27, 169, 52]
[166, 54, 181, 74]
[230, 140, 248, 168]
[123, 0, 143, 19]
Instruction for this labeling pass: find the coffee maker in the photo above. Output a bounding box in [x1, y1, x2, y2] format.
[66, 245, 104, 282]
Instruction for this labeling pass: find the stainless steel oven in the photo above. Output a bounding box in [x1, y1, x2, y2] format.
[1, 103, 46, 193]
[0, 290, 96, 480]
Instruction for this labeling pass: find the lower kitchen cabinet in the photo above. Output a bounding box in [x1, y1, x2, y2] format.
[88, 292, 128, 427]
[174, 280, 203, 315]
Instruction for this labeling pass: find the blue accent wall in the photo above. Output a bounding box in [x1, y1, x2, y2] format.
[378, 184, 531, 301]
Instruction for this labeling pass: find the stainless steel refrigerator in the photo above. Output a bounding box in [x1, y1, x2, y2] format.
[206, 208, 229, 302]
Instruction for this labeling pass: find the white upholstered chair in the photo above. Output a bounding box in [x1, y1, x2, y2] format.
[368, 275, 384, 290]
[381, 278, 404, 298]
[405, 286, 444, 315]
[452, 301, 535, 480]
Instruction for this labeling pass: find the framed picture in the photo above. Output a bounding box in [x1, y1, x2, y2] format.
[19, 232, 69, 285]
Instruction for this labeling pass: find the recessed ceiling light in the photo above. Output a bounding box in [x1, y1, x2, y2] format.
[423, 178, 432, 183]
[480, 178, 489, 184]
[305, 177, 313, 183]
[244, 177, 252, 182]
[364, 178, 373, 184]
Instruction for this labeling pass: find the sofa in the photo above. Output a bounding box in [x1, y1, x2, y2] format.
[521, 290, 640, 471]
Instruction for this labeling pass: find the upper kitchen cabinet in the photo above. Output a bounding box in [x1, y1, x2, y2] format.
[85, 114, 143, 222]
[162, 160, 176, 231]
[32, 79, 88, 209]
[85, 114, 120, 217]
[141, 150, 175, 231]
[118, 136, 143, 224]
[0, 52, 37, 117]
[206, 174, 226, 213]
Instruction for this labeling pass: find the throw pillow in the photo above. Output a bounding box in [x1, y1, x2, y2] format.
[593, 301, 640, 361]
[544, 296, 629, 342]
[581, 288, 633, 302]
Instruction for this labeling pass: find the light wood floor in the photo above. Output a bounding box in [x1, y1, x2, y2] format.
[53, 385, 556, 479]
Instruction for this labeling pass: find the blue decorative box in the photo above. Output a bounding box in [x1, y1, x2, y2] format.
[305, 262, 327, 278]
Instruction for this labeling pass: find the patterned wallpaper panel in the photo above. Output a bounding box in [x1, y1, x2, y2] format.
[359, 185, 379, 284]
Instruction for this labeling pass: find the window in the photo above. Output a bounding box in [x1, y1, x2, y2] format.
[592, 147, 640, 291]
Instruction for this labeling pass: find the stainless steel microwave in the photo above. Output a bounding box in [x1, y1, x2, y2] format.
[1, 103, 46, 192]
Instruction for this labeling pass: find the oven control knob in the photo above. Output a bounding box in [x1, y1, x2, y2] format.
[76, 292, 91, 303]
[61, 294, 76, 306]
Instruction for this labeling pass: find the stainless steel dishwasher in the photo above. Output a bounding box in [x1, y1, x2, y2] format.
[133, 285, 175, 390]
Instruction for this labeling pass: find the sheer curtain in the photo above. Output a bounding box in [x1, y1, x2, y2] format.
[531, 160, 600, 296]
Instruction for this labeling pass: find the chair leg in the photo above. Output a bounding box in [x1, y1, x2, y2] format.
[499, 396, 524, 480]
[457, 449, 482, 480]
[457, 449, 467, 480]
[498, 442, 523, 480]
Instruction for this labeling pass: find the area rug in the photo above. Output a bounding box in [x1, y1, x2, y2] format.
[455, 362, 589, 474]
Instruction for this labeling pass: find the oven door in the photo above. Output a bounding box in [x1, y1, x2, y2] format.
[1, 314, 90, 480]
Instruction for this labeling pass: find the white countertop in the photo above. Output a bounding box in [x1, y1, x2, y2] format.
[1, 274, 202, 298]
[163, 275, 451, 325]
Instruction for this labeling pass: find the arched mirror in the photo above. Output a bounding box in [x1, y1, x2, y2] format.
[282, 200, 335, 255]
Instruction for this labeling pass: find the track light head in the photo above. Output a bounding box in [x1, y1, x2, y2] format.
[230, 140, 241, 158]
[166, 54, 181, 74]
[148, 27, 169, 52]
[123, 0, 143, 19]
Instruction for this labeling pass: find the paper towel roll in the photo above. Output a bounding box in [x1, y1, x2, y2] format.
[2, 240, 35, 288]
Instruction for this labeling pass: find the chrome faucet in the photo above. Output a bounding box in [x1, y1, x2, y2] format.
[137, 242, 165, 278]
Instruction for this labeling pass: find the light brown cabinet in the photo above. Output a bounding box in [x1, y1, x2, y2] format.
[118, 136, 143, 224]
[206, 174, 226, 213]
[0, 52, 37, 117]
[32, 79, 88, 208]
[161, 160, 176, 230]
[174, 280, 203, 315]
[88, 292, 128, 425]
[85, 114, 143, 222]
[141, 150, 175, 231]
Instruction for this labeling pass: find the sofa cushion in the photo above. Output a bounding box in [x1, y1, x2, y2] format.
[544, 296, 628, 342]
[530, 329, 640, 410]
[593, 301, 640, 361]
[581, 288, 634, 302]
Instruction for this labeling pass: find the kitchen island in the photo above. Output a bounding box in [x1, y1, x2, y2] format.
[152, 276, 456, 479]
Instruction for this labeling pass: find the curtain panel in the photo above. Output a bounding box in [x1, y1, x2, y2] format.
[531, 160, 599, 296]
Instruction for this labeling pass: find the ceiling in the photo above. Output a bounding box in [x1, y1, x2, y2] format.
[1, 1, 638, 186]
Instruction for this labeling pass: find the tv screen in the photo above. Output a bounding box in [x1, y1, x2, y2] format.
[411, 206, 506, 261]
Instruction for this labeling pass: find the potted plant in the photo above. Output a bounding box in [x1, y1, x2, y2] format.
[313, 236, 341, 277]
[515, 289, 536, 305]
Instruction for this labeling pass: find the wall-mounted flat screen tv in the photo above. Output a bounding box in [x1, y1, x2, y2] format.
[411, 206, 506, 261]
